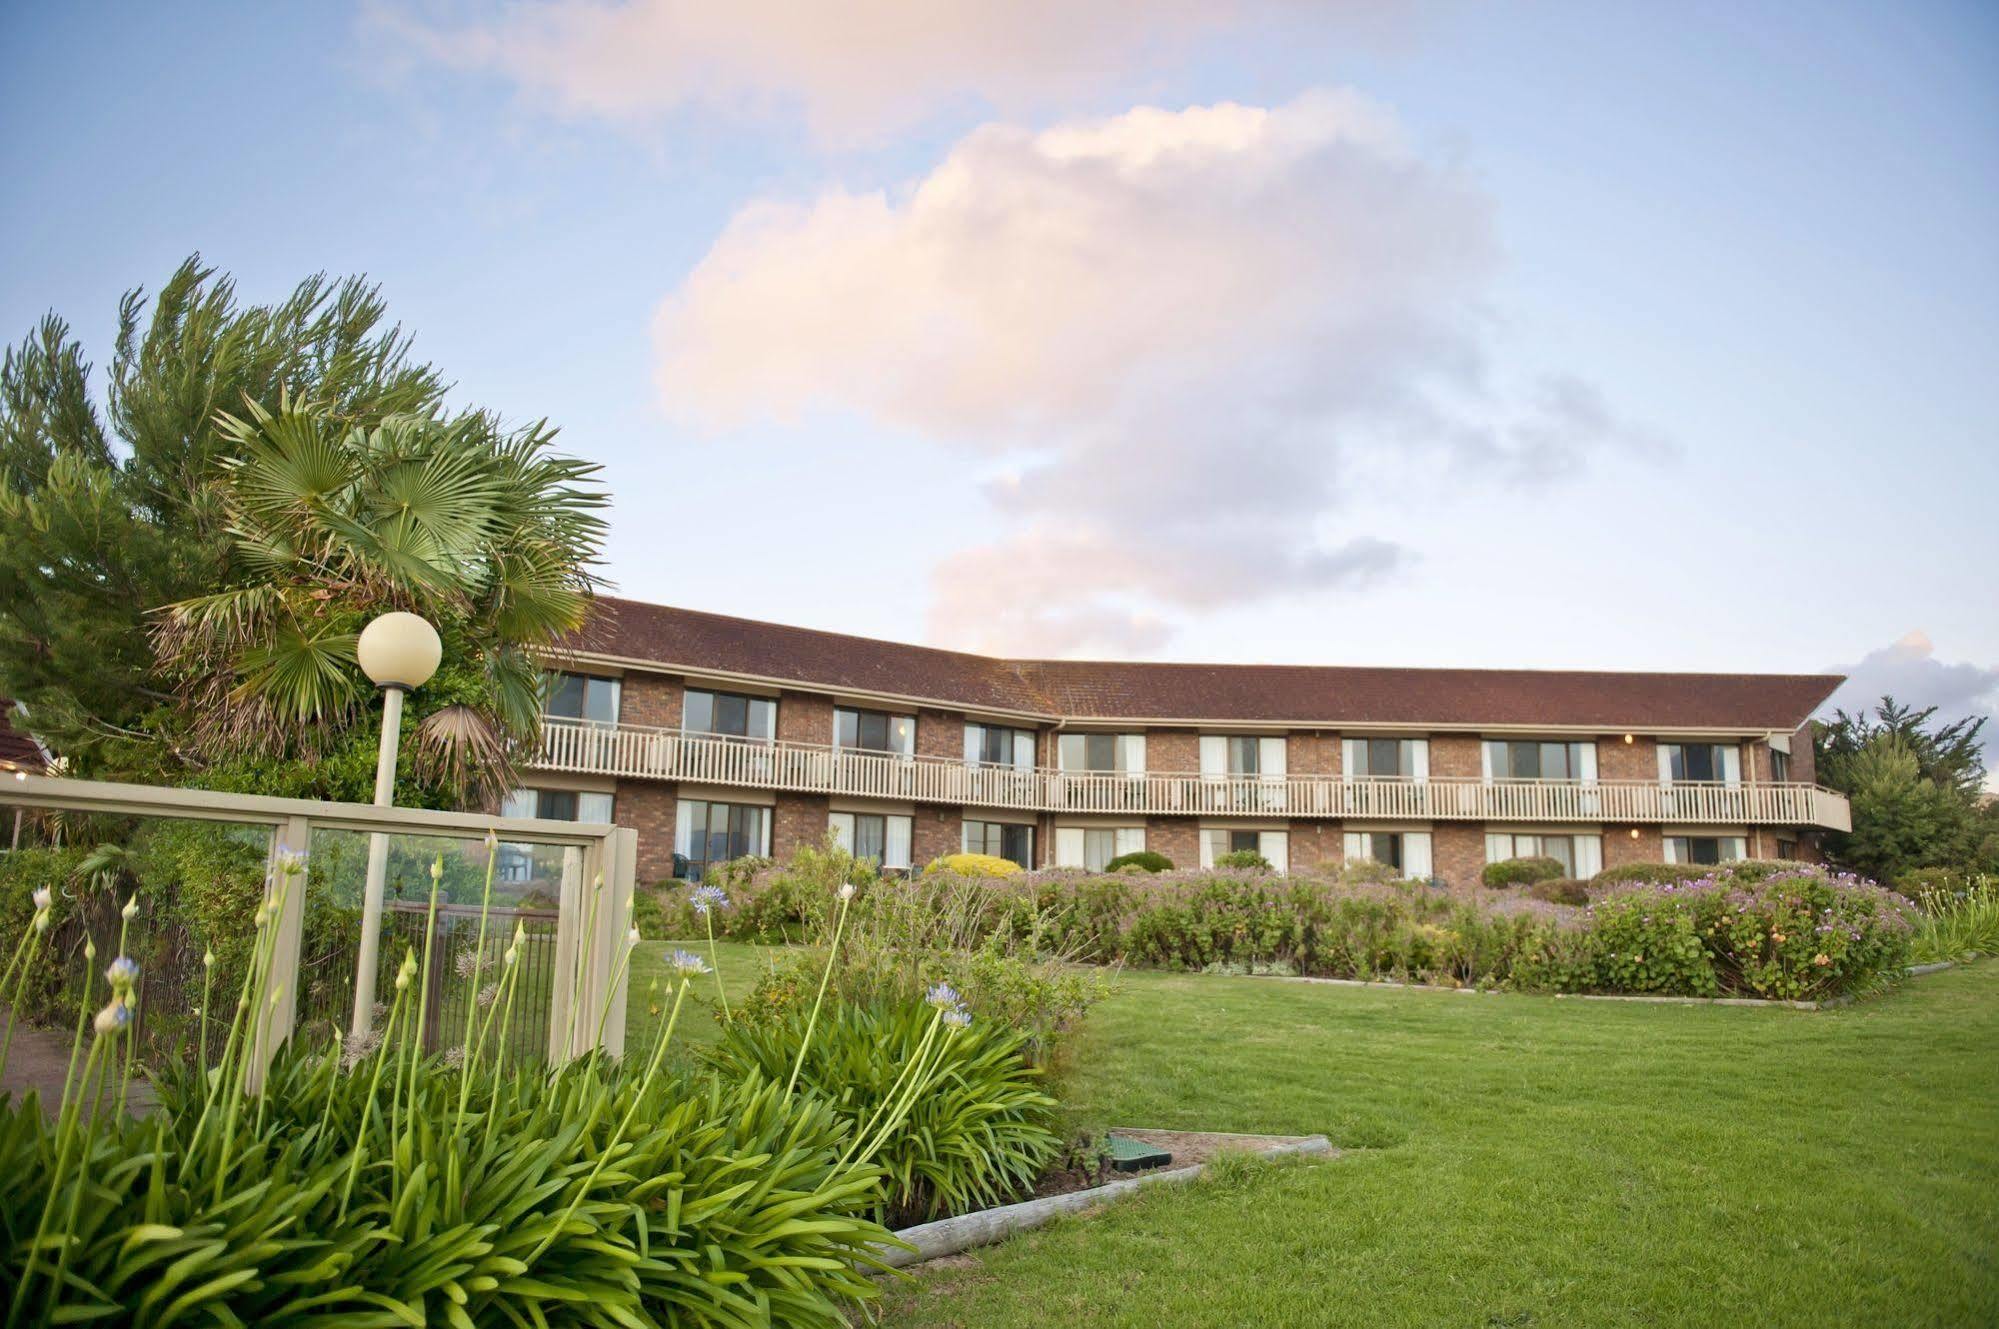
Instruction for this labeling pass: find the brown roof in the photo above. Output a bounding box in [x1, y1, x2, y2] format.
[562, 598, 1841, 732]
[0, 701, 45, 770]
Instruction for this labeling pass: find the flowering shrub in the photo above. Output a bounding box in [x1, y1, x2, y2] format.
[1516, 866, 1917, 999]
[923, 852, 1023, 878]
[1483, 856, 1566, 888]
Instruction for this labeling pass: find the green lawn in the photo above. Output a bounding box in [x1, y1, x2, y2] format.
[882, 965, 1999, 1329]
[626, 938, 778, 1050]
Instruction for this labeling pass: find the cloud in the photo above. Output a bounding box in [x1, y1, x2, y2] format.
[653, 93, 1663, 653]
[1824, 631, 1999, 783]
[379, 0, 1429, 142]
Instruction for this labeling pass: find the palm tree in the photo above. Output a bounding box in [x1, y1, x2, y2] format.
[153, 392, 606, 804]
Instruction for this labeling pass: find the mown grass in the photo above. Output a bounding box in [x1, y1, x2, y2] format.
[626, 938, 776, 1049]
[884, 964, 1999, 1328]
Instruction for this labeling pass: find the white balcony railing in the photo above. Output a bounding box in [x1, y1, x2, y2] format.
[535, 717, 1852, 829]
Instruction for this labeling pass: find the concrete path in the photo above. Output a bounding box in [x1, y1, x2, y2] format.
[0, 1005, 155, 1116]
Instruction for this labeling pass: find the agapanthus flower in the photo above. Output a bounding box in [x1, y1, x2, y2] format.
[838, 882, 857, 901]
[275, 847, 309, 876]
[455, 949, 482, 980]
[942, 1007, 973, 1031]
[668, 948, 711, 977]
[104, 956, 140, 990]
[925, 982, 962, 1010]
[628, 925, 642, 947]
[477, 982, 500, 1009]
[689, 884, 729, 916]
[30, 886, 51, 913]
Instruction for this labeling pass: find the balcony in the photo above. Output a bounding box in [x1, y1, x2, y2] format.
[534, 717, 1852, 829]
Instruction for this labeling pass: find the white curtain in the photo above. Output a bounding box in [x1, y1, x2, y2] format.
[674, 800, 696, 858]
[1119, 734, 1146, 778]
[826, 812, 854, 852]
[963, 726, 980, 764]
[1575, 835, 1604, 878]
[577, 792, 614, 824]
[1408, 740, 1429, 783]
[1403, 832, 1434, 880]
[884, 815, 912, 869]
[1485, 832, 1512, 862]
[1259, 737, 1287, 777]
[1343, 831, 1366, 860]
[1113, 826, 1146, 858]
[1658, 745, 1677, 783]
[1480, 743, 1494, 783]
[1055, 827, 1085, 867]
[1260, 831, 1289, 873]
[502, 789, 536, 820]
[1341, 739, 1364, 778]
[1015, 731, 1035, 772]
[1199, 736, 1227, 779]
[1200, 829, 1224, 868]
[1577, 743, 1598, 782]
[1721, 745, 1742, 787]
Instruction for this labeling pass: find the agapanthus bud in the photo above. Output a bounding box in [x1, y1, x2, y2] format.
[627, 926, 641, 947]
[84, 937, 96, 961]
[104, 956, 140, 990]
[92, 1000, 132, 1037]
[121, 895, 138, 921]
[430, 858, 444, 882]
[203, 948, 215, 970]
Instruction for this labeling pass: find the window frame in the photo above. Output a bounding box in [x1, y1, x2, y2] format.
[682, 688, 777, 743]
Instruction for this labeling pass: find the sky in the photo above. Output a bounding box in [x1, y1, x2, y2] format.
[2, 1, 1996, 765]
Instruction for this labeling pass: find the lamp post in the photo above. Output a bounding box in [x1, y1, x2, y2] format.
[349, 611, 442, 1040]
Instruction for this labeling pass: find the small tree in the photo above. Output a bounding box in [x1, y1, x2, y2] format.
[1816, 697, 1994, 882]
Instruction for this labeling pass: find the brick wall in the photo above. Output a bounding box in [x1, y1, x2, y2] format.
[1790, 722, 1818, 785]
[1429, 735, 1481, 781]
[1602, 825, 1662, 869]
[777, 692, 833, 746]
[1432, 824, 1484, 888]
[1146, 729, 1197, 775]
[1287, 733, 1340, 777]
[1288, 819, 1340, 871]
[917, 708, 964, 761]
[621, 673, 681, 729]
[912, 805, 961, 866]
[1146, 817, 1198, 869]
[618, 781, 678, 883]
[773, 791, 830, 857]
[1597, 735, 1656, 781]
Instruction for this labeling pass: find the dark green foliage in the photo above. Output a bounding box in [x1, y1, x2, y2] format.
[711, 1002, 1061, 1227]
[1, 1032, 893, 1325]
[1816, 697, 1999, 881]
[1214, 849, 1273, 871]
[1481, 856, 1566, 888]
[1105, 850, 1172, 873]
[1589, 861, 1706, 888]
[0, 258, 606, 807]
[1527, 878, 1591, 906]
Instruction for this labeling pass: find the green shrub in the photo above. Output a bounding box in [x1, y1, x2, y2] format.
[924, 852, 1023, 878]
[1105, 850, 1173, 873]
[1589, 861, 1704, 888]
[1908, 875, 1999, 963]
[1527, 878, 1591, 906]
[1898, 865, 1979, 898]
[1482, 856, 1566, 888]
[1214, 849, 1273, 871]
[1515, 865, 1916, 999]
[710, 1000, 1060, 1226]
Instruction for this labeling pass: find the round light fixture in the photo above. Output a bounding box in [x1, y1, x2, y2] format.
[1622, 733, 1635, 745]
[357, 612, 442, 690]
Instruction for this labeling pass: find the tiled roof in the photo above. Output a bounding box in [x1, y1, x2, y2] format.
[561, 598, 1841, 732]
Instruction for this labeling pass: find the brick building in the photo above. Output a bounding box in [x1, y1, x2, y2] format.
[516, 599, 1850, 886]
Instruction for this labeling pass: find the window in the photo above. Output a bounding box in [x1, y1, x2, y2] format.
[1053, 826, 1144, 870]
[1199, 736, 1287, 779]
[1343, 830, 1432, 878]
[674, 799, 770, 880]
[835, 707, 915, 757]
[828, 811, 913, 870]
[1770, 748, 1792, 782]
[498, 788, 615, 885]
[1663, 835, 1747, 866]
[1483, 740, 1595, 782]
[1484, 832, 1602, 878]
[966, 723, 1037, 770]
[1343, 738, 1428, 780]
[1659, 743, 1741, 785]
[683, 689, 776, 742]
[1775, 838, 1799, 860]
[1058, 733, 1144, 775]
[1201, 828, 1289, 872]
[964, 820, 1034, 868]
[545, 672, 620, 726]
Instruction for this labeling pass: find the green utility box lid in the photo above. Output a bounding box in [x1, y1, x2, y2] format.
[1105, 1134, 1173, 1172]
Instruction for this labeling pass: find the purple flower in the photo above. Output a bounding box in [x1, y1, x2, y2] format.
[925, 982, 961, 1010]
[689, 883, 730, 916]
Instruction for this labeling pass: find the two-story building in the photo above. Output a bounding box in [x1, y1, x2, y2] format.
[516, 598, 1851, 885]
